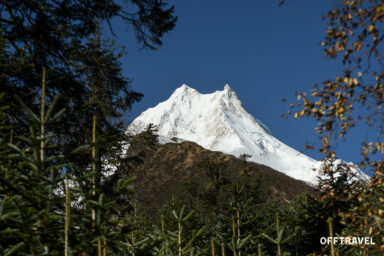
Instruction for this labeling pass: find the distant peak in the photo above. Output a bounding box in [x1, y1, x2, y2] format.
[180, 84, 191, 90]
[224, 84, 232, 91]
[221, 84, 240, 102]
[175, 84, 193, 92]
[171, 84, 199, 98]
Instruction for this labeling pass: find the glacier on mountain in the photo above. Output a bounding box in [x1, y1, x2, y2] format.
[127, 84, 367, 184]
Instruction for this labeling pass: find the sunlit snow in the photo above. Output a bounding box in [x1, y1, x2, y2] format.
[127, 84, 368, 184]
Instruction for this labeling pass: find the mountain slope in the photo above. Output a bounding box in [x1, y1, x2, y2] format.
[127, 84, 364, 184]
[126, 132, 316, 215]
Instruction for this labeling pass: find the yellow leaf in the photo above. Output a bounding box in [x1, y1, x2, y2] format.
[358, 71, 362, 77]
[369, 24, 375, 32]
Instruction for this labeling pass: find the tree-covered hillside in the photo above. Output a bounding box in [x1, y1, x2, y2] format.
[1, 0, 383, 255]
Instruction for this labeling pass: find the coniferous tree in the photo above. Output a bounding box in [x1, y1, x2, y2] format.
[1, 2, 176, 253]
[0, 92, 66, 254]
[0, 0, 177, 185]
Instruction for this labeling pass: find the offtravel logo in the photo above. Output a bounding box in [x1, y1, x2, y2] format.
[320, 237, 375, 246]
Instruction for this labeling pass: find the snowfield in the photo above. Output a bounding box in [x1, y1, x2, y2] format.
[127, 84, 368, 185]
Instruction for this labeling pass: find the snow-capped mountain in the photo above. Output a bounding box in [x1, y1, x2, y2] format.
[127, 84, 366, 184]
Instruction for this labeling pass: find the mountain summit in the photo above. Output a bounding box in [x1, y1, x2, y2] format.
[127, 84, 362, 184]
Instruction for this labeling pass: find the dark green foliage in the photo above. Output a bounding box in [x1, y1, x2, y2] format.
[0, 3, 375, 251]
[152, 199, 207, 255]
[0, 89, 139, 255]
[317, 158, 362, 236]
[290, 193, 327, 254]
[258, 213, 296, 256]
[0, 0, 176, 187]
[1, 2, 176, 253]
[197, 158, 231, 198]
[0, 94, 66, 254]
[0, 100, 366, 255]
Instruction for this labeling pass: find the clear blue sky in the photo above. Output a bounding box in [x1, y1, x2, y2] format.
[105, 0, 368, 165]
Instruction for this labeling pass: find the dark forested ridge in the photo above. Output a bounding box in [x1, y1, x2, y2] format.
[126, 132, 317, 216]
